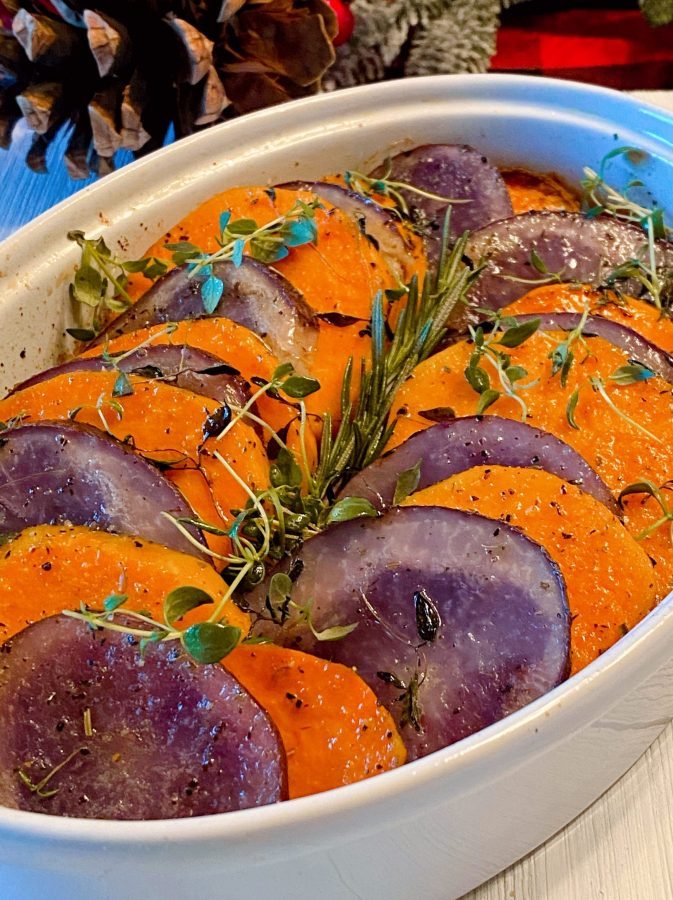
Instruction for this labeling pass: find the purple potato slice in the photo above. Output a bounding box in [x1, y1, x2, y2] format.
[340, 416, 617, 515]
[251, 506, 570, 761]
[281, 180, 415, 277]
[465, 210, 673, 312]
[510, 312, 673, 383]
[0, 421, 205, 555]
[0, 614, 287, 818]
[371, 144, 513, 257]
[12, 344, 252, 408]
[99, 258, 318, 365]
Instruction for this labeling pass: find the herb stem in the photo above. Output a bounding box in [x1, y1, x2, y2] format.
[207, 561, 252, 625]
[589, 375, 663, 444]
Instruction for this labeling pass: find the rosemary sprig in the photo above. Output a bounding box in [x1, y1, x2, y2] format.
[18, 747, 86, 799]
[312, 226, 478, 497]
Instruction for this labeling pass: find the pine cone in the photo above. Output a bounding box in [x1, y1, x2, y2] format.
[0, 0, 338, 178]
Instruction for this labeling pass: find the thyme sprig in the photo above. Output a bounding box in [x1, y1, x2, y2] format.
[463, 313, 540, 421]
[166, 199, 322, 314]
[547, 305, 591, 387]
[64, 581, 245, 666]
[344, 161, 470, 218]
[376, 668, 425, 732]
[67, 231, 168, 339]
[581, 147, 663, 229]
[501, 248, 567, 287]
[581, 147, 673, 313]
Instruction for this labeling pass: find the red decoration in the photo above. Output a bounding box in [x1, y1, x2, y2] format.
[0, 2, 12, 29]
[325, 0, 354, 47]
[493, 6, 673, 91]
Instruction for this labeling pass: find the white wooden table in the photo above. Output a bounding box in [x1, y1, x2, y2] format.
[2, 89, 673, 900]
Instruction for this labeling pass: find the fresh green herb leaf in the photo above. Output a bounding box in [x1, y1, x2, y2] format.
[566, 387, 580, 430]
[496, 318, 540, 348]
[309, 620, 359, 642]
[103, 593, 128, 613]
[393, 461, 422, 505]
[281, 374, 321, 399]
[326, 496, 378, 524]
[464, 357, 491, 394]
[476, 388, 501, 415]
[609, 362, 655, 385]
[163, 586, 215, 627]
[182, 622, 241, 664]
[270, 447, 303, 488]
[618, 479, 667, 509]
[112, 371, 133, 398]
[201, 275, 224, 313]
[268, 572, 293, 608]
[66, 327, 97, 342]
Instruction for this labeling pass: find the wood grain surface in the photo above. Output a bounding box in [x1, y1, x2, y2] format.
[1, 89, 673, 900]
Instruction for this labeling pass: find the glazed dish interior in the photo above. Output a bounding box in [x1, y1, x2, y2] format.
[1, 82, 673, 828]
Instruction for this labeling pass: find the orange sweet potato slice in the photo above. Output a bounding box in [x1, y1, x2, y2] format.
[125, 186, 398, 319]
[502, 169, 580, 215]
[405, 467, 656, 673]
[0, 371, 269, 559]
[390, 331, 673, 593]
[224, 643, 406, 799]
[504, 283, 673, 355]
[82, 317, 290, 434]
[0, 524, 249, 644]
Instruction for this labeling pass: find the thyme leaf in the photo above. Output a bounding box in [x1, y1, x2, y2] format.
[566, 387, 580, 430]
[393, 460, 422, 505]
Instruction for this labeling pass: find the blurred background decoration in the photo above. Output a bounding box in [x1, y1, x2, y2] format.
[0, 0, 672, 179]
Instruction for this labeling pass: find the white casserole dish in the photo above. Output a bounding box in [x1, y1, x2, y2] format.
[1, 74, 673, 900]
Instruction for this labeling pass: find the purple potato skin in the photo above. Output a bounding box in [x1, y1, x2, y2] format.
[281, 180, 414, 277]
[371, 144, 513, 257]
[98, 258, 318, 365]
[0, 421, 205, 556]
[512, 313, 673, 384]
[465, 210, 673, 312]
[12, 344, 252, 408]
[0, 615, 288, 819]
[340, 416, 618, 516]
[251, 506, 570, 761]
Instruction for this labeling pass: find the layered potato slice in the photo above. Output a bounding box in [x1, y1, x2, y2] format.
[404, 467, 656, 673]
[0, 371, 268, 559]
[390, 330, 673, 593]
